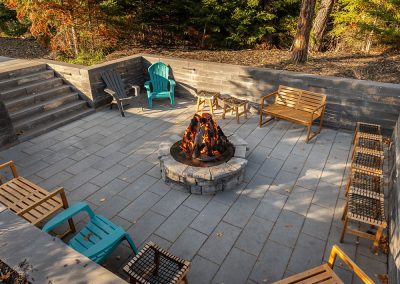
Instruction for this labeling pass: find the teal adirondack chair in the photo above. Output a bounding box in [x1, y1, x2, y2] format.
[43, 202, 138, 264]
[145, 62, 175, 108]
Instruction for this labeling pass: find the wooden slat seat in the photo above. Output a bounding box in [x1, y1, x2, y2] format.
[259, 85, 326, 143]
[0, 161, 75, 236]
[274, 245, 373, 284]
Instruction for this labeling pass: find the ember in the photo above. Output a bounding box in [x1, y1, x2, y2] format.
[180, 113, 229, 159]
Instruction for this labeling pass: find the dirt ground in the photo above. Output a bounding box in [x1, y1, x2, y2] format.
[1, 37, 399, 84]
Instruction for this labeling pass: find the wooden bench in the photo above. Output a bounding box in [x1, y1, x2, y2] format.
[0, 160, 75, 237]
[259, 85, 326, 143]
[274, 245, 373, 284]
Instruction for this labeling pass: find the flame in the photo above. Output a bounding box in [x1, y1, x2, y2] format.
[180, 113, 228, 159]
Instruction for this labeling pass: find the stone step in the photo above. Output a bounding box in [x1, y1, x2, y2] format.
[0, 77, 64, 101]
[18, 108, 95, 142]
[5, 85, 73, 112]
[14, 100, 89, 134]
[0, 63, 47, 81]
[0, 70, 55, 91]
[10, 92, 80, 122]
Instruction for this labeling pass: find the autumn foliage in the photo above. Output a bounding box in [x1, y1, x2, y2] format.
[3, 0, 117, 56]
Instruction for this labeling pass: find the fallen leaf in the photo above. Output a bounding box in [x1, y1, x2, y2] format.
[116, 255, 121, 260]
[83, 232, 93, 241]
[378, 274, 388, 284]
[100, 198, 106, 202]
[285, 189, 291, 193]
[216, 232, 224, 237]
[262, 278, 268, 282]
[0, 272, 11, 281]
[285, 224, 293, 228]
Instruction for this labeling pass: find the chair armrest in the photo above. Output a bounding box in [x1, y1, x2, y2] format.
[104, 88, 116, 96]
[0, 160, 18, 178]
[328, 245, 374, 284]
[144, 81, 151, 92]
[42, 202, 94, 233]
[260, 91, 278, 108]
[83, 227, 126, 259]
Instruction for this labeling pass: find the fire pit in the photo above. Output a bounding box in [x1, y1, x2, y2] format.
[158, 113, 247, 195]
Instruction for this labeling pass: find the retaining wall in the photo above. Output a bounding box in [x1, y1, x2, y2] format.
[141, 55, 400, 134]
[389, 117, 400, 283]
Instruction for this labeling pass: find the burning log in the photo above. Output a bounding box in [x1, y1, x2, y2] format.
[181, 113, 229, 159]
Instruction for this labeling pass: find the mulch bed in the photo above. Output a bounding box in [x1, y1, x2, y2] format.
[0, 259, 29, 284]
[0, 37, 399, 84]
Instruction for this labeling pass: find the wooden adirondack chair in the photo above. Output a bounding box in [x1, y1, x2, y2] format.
[43, 202, 138, 264]
[144, 62, 175, 109]
[102, 70, 139, 117]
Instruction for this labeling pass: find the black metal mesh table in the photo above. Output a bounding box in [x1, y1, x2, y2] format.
[124, 241, 191, 284]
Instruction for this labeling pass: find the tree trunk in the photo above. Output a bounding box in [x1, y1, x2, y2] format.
[312, 0, 335, 51]
[292, 0, 317, 64]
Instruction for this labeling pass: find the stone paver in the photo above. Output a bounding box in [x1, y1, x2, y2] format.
[0, 98, 386, 283]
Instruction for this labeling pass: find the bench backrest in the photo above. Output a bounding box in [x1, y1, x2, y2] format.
[276, 85, 326, 115]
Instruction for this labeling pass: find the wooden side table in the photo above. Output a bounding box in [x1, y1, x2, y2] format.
[196, 90, 220, 115]
[221, 96, 249, 123]
[124, 241, 191, 284]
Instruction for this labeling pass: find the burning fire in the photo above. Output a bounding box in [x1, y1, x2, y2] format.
[180, 113, 229, 159]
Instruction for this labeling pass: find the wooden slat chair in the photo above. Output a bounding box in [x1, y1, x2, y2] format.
[102, 70, 139, 117]
[341, 191, 386, 253]
[259, 85, 326, 143]
[274, 245, 374, 284]
[145, 62, 175, 109]
[0, 160, 75, 237]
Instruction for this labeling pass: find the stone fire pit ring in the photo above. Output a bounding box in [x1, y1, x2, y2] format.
[158, 133, 248, 195]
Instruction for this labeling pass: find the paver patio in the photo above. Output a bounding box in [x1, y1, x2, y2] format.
[0, 96, 388, 283]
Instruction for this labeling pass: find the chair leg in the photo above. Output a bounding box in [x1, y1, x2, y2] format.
[236, 107, 239, 124]
[208, 99, 214, 115]
[341, 201, 348, 221]
[148, 97, 153, 109]
[244, 103, 248, 119]
[125, 233, 139, 254]
[170, 94, 174, 107]
[259, 112, 263, 127]
[372, 226, 383, 253]
[59, 188, 76, 234]
[340, 217, 348, 243]
[196, 97, 200, 112]
[222, 103, 227, 119]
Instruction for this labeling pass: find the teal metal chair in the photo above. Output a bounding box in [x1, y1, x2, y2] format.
[144, 62, 175, 108]
[42, 202, 138, 264]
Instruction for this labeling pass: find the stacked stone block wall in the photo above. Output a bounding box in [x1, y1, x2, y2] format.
[389, 116, 400, 283]
[142, 55, 400, 134]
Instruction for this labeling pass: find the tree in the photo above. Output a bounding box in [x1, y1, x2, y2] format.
[292, 0, 317, 63]
[2, 0, 117, 57]
[332, 0, 400, 51]
[312, 0, 335, 51]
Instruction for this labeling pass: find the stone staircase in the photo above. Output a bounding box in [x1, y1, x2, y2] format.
[0, 62, 94, 141]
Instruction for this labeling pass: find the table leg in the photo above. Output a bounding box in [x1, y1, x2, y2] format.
[236, 106, 239, 123]
[208, 99, 214, 115]
[196, 97, 200, 112]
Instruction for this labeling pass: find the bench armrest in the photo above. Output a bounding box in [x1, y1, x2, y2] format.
[328, 245, 374, 284]
[0, 160, 18, 179]
[311, 103, 326, 118]
[18, 187, 68, 217]
[260, 91, 278, 108]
